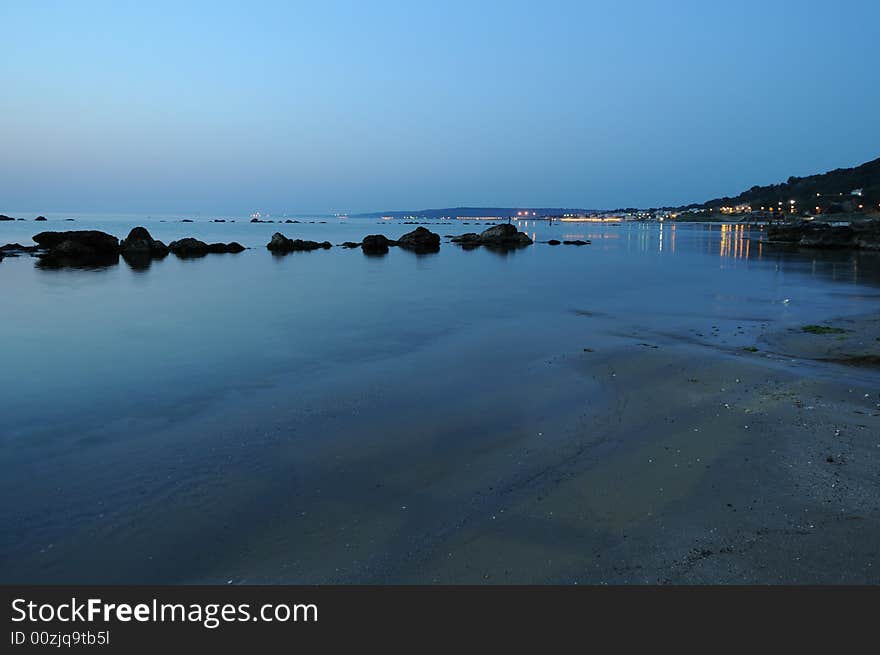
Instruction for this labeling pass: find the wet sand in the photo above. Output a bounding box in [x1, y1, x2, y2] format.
[404, 324, 880, 583]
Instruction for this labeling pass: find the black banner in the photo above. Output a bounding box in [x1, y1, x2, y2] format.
[2, 585, 876, 651]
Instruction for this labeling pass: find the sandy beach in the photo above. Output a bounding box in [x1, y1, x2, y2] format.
[399, 317, 880, 583]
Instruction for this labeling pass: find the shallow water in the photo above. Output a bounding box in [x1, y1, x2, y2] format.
[1, 216, 879, 582]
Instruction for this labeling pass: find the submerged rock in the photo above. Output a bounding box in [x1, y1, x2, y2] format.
[563, 239, 590, 245]
[35, 216, 47, 221]
[0, 243, 39, 254]
[396, 226, 440, 252]
[266, 232, 331, 253]
[548, 239, 561, 245]
[341, 241, 361, 249]
[361, 234, 392, 254]
[0, 215, 15, 221]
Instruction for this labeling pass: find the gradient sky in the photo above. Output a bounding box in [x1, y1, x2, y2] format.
[2, 0, 879, 214]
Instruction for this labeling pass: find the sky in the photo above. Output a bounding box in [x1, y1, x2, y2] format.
[2, 0, 879, 214]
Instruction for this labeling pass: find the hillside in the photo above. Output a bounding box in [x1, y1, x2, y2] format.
[687, 157, 880, 216]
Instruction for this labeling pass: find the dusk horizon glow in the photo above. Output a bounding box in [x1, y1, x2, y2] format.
[2, 0, 879, 214]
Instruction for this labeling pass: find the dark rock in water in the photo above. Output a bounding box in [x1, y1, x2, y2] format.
[205, 241, 245, 253]
[0, 215, 15, 221]
[563, 239, 590, 245]
[341, 241, 361, 249]
[168, 237, 209, 256]
[1, 243, 38, 254]
[64, 218, 75, 221]
[452, 224, 533, 249]
[285, 219, 295, 223]
[766, 219, 880, 250]
[479, 223, 532, 246]
[120, 226, 168, 257]
[213, 219, 226, 223]
[361, 234, 392, 254]
[33, 230, 119, 253]
[169, 237, 244, 256]
[251, 217, 261, 223]
[33, 230, 121, 267]
[396, 226, 440, 252]
[266, 232, 331, 253]
[548, 239, 561, 245]
[35, 216, 47, 221]
[181, 219, 194, 223]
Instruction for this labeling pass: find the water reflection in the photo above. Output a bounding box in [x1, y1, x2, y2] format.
[719, 223, 753, 259]
[122, 251, 167, 272]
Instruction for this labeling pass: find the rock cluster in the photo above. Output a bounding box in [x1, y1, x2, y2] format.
[766, 219, 880, 250]
[451, 223, 533, 249]
[17, 227, 244, 267]
[357, 227, 441, 254]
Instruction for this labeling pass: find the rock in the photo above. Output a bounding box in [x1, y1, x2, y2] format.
[169, 237, 244, 256]
[33, 230, 119, 253]
[361, 234, 392, 254]
[266, 232, 331, 253]
[35, 216, 47, 221]
[181, 219, 194, 223]
[452, 224, 533, 249]
[205, 241, 245, 253]
[64, 218, 75, 221]
[563, 239, 590, 245]
[548, 239, 561, 245]
[852, 220, 880, 250]
[766, 219, 880, 250]
[0, 215, 15, 221]
[168, 237, 209, 256]
[0, 243, 38, 254]
[396, 226, 440, 252]
[33, 230, 121, 267]
[341, 242, 361, 249]
[120, 226, 168, 257]
[213, 219, 226, 223]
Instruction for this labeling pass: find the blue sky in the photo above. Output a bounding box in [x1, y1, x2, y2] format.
[2, 0, 878, 213]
